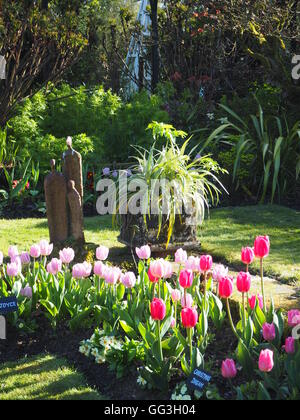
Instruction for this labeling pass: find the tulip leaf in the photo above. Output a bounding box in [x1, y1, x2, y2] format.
[236, 339, 254, 378]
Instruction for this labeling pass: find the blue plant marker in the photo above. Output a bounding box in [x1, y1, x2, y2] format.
[0, 296, 18, 315]
[187, 369, 212, 393]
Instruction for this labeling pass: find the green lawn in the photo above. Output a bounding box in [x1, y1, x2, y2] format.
[0, 215, 122, 253]
[0, 205, 299, 283]
[0, 354, 103, 400]
[199, 205, 300, 284]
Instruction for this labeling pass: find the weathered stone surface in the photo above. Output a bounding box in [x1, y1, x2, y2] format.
[44, 160, 68, 243]
[118, 212, 198, 250]
[62, 145, 83, 201]
[67, 180, 85, 243]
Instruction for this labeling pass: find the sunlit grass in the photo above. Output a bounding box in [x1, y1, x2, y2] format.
[0, 354, 103, 400]
[200, 204, 300, 283]
[1, 205, 299, 282]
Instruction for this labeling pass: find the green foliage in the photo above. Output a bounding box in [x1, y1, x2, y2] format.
[115, 121, 226, 248]
[6, 85, 169, 170]
[204, 101, 300, 203]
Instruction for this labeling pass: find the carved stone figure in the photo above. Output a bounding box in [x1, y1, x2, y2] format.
[44, 159, 69, 243]
[62, 138, 83, 201]
[67, 180, 85, 243]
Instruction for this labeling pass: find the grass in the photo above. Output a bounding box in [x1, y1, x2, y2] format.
[199, 204, 300, 284]
[0, 205, 299, 283]
[0, 354, 104, 400]
[0, 215, 122, 252]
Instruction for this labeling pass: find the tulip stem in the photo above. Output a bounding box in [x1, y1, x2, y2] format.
[204, 271, 207, 303]
[260, 258, 266, 313]
[226, 298, 239, 341]
[97, 276, 101, 295]
[157, 320, 163, 362]
[242, 293, 246, 331]
[188, 328, 193, 371]
[174, 302, 177, 328]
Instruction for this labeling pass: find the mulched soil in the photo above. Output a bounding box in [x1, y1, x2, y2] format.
[0, 312, 244, 400]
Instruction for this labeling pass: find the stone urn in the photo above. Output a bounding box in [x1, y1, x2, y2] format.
[118, 211, 199, 252]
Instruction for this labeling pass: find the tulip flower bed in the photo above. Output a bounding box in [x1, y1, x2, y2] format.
[0, 237, 300, 400]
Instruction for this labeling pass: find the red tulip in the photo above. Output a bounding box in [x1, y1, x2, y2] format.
[179, 269, 194, 289]
[241, 247, 255, 265]
[254, 236, 270, 259]
[236, 272, 251, 293]
[148, 266, 158, 283]
[150, 298, 166, 321]
[181, 307, 198, 328]
[199, 255, 213, 272]
[248, 294, 263, 310]
[219, 276, 233, 299]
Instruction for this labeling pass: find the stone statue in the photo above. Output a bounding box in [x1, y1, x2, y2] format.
[67, 180, 85, 243]
[44, 159, 69, 243]
[62, 136, 83, 201]
[44, 138, 85, 244]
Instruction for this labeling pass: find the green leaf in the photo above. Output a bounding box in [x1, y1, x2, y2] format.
[119, 320, 138, 340]
[236, 339, 254, 378]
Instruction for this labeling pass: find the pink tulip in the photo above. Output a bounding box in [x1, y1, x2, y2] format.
[179, 269, 193, 289]
[39, 240, 53, 257]
[219, 276, 233, 299]
[181, 307, 198, 328]
[8, 245, 19, 259]
[7, 262, 21, 277]
[20, 286, 32, 299]
[212, 264, 228, 283]
[287, 310, 300, 327]
[20, 252, 30, 265]
[59, 248, 75, 264]
[72, 264, 86, 279]
[170, 317, 176, 329]
[82, 262, 92, 278]
[221, 359, 237, 379]
[175, 248, 188, 264]
[163, 260, 174, 279]
[241, 247, 255, 265]
[104, 267, 120, 285]
[199, 255, 213, 272]
[121, 272, 136, 288]
[135, 245, 151, 260]
[181, 293, 193, 308]
[96, 246, 109, 261]
[47, 258, 62, 275]
[248, 294, 264, 311]
[171, 289, 181, 303]
[30, 244, 41, 259]
[185, 256, 200, 272]
[236, 272, 251, 293]
[262, 323, 276, 342]
[94, 261, 107, 278]
[149, 259, 166, 279]
[254, 236, 270, 259]
[259, 349, 274, 373]
[150, 298, 166, 321]
[284, 337, 295, 355]
[0, 251, 3, 265]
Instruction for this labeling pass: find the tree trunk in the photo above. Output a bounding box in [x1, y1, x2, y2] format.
[150, 0, 159, 92]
